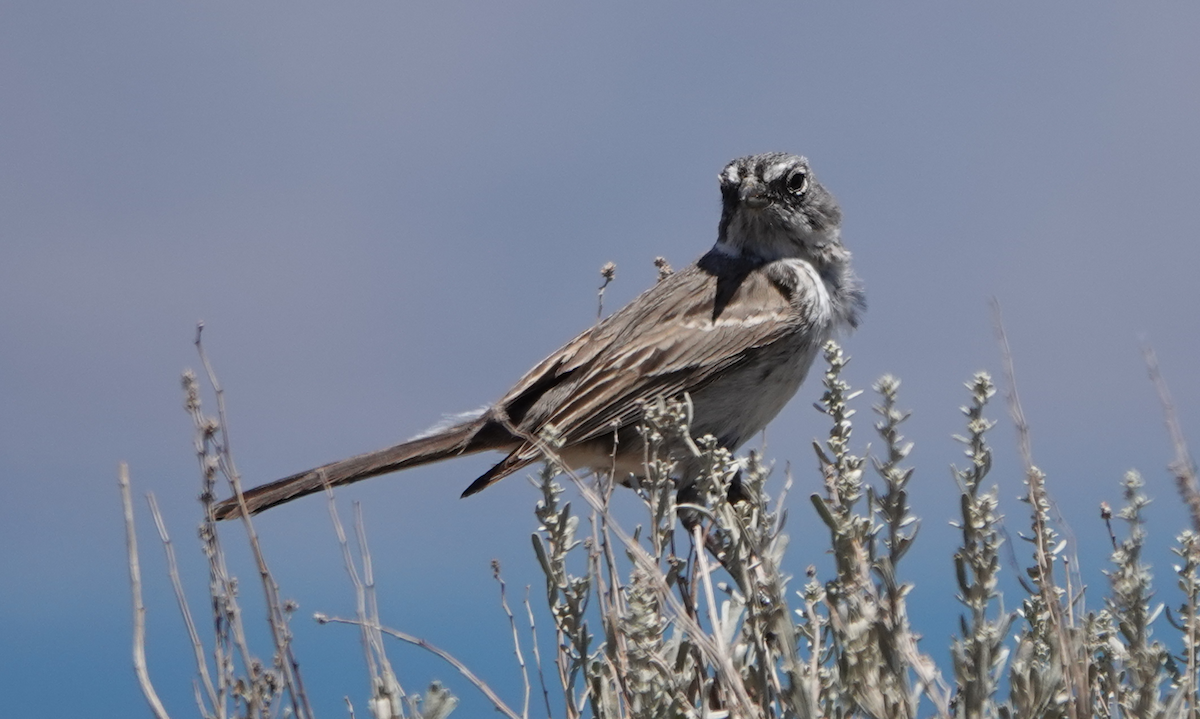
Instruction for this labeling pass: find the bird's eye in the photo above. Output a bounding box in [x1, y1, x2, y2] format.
[786, 170, 809, 196]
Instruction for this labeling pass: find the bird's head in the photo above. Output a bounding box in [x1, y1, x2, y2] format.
[715, 153, 843, 265]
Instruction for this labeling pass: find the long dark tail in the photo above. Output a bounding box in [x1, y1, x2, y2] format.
[213, 421, 510, 520]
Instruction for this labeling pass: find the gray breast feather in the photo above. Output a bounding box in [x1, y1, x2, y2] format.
[685, 258, 835, 448]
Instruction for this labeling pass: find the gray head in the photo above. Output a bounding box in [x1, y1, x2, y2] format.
[715, 152, 843, 264]
[715, 152, 863, 327]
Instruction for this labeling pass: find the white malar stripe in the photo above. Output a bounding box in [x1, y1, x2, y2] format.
[780, 258, 834, 322]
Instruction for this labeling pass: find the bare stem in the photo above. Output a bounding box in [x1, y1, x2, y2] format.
[193, 323, 313, 719]
[991, 300, 1087, 719]
[325, 486, 383, 698]
[524, 589, 553, 719]
[1144, 344, 1200, 532]
[493, 562, 532, 719]
[316, 615, 523, 719]
[119, 462, 173, 719]
[147, 493, 220, 715]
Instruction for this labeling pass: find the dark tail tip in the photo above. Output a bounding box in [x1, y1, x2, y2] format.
[460, 476, 491, 498]
[460, 449, 533, 497]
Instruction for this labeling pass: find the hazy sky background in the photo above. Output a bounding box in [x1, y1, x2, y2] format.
[3, 3, 1200, 716]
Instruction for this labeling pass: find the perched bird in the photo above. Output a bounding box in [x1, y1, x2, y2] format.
[213, 152, 863, 520]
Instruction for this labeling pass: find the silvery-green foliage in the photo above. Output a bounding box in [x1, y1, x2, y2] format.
[529, 391, 818, 718]
[146, 340, 1200, 719]
[1167, 531, 1200, 717]
[1104, 471, 1168, 718]
[1007, 461, 1079, 719]
[526, 343, 951, 719]
[531, 430, 595, 719]
[950, 373, 1013, 719]
[872, 375, 919, 567]
[809, 343, 946, 719]
[403, 682, 457, 719]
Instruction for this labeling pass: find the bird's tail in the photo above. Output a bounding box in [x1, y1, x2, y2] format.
[213, 421, 503, 520]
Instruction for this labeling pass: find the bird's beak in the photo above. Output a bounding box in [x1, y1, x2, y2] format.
[739, 179, 770, 209]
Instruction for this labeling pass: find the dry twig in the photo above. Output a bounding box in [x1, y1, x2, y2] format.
[146, 493, 220, 715]
[119, 462, 172, 719]
[316, 615, 522, 719]
[1144, 344, 1200, 532]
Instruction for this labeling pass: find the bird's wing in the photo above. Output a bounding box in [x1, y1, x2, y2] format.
[496, 254, 816, 447]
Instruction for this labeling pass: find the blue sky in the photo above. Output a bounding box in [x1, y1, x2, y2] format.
[3, 3, 1200, 716]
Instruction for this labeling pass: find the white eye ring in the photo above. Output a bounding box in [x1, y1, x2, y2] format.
[786, 171, 809, 196]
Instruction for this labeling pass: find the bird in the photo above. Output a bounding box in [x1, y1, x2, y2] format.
[213, 152, 863, 520]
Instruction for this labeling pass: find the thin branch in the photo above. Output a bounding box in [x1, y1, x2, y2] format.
[147, 492, 220, 715]
[691, 524, 725, 653]
[990, 300, 1087, 719]
[493, 562, 531, 719]
[990, 299, 1034, 473]
[326, 487, 407, 717]
[896, 624, 953, 718]
[316, 615, 523, 719]
[524, 589, 553, 719]
[525, 426, 761, 715]
[325, 485, 383, 696]
[193, 323, 313, 719]
[119, 462, 173, 719]
[1144, 344, 1200, 532]
[183, 368, 240, 714]
[570, 468, 758, 714]
[596, 261, 616, 320]
[354, 502, 405, 706]
[593, 472, 635, 716]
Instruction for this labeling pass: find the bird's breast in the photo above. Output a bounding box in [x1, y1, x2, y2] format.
[689, 258, 838, 449]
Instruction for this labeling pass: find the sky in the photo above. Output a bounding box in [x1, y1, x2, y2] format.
[3, 2, 1200, 716]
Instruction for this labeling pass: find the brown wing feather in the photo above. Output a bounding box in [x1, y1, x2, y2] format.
[547, 268, 799, 444]
[489, 253, 806, 463]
